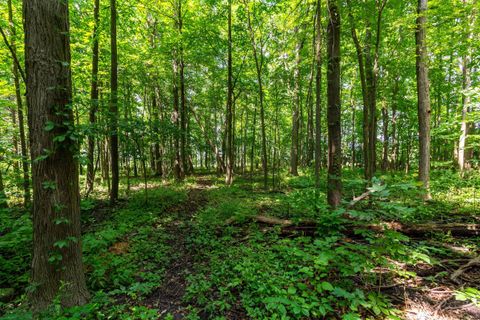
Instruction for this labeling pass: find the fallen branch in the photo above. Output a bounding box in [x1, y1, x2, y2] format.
[347, 190, 373, 208]
[226, 214, 480, 238]
[450, 256, 480, 283]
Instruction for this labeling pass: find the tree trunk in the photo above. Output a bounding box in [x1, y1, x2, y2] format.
[415, 0, 432, 199]
[109, 0, 119, 203]
[326, 0, 342, 208]
[458, 0, 474, 173]
[24, 0, 89, 310]
[250, 106, 257, 177]
[178, 0, 188, 176]
[225, 0, 234, 185]
[290, 28, 304, 176]
[315, 0, 322, 189]
[0, 167, 7, 208]
[381, 101, 389, 171]
[7, 0, 30, 206]
[245, 1, 268, 189]
[86, 0, 100, 197]
[350, 82, 356, 169]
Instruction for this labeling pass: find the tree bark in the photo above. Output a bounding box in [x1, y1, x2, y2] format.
[290, 28, 304, 176]
[86, 0, 100, 197]
[178, 0, 188, 176]
[458, 0, 475, 173]
[0, 167, 7, 208]
[415, 0, 432, 199]
[315, 0, 322, 189]
[245, 0, 268, 189]
[347, 0, 386, 183]
[225, 0, 234, 185]
[326, 0, 342, 208]
[381, 101, 389, 171]
[109, 0, 119, 203]
[24, 0, 89, 310]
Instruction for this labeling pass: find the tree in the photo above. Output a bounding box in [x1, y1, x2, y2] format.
[290, 27, 304, 176]
[415, 0, 432, 199]
[0, 162, 6, 208]
[326, 0, 341, 207]
[109, 0, 119, 203]
[86, 0, 100, 197]
[244, 0, 268, 189]
[1, 0, 30, 206]
[347, 0, 387, 183]
[23, 0, 89, 310]
[225, 0, 234, 185]
[314, 0, 322, 189]
[458, 0, 475, 173]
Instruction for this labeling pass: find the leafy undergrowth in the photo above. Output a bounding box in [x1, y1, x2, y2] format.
[1, 171, 480, 319]
[1, 183, 187, 319]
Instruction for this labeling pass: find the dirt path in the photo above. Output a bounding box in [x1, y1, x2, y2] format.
[145, 178, 210, 319]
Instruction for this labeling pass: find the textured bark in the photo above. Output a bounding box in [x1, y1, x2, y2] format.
[314, 0, 322, 189]
[326, 0, 342, 208]
[225, 0, 234, 185]
[24, 0, 89, 310]
[86, 0, 100, 197]
[415, 0, 431, 199]
[7, 0, 30, 206]
[109, 0, 119, 203]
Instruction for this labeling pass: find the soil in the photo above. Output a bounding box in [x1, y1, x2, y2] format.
[144, 178, 210, 319]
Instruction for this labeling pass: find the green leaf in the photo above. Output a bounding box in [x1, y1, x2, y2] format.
[321, 281, 334, 291]
[44, 121, 55, 132]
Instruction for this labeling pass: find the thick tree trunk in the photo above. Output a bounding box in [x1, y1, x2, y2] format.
[109, 0, 119, 203]
[86, 0, 100, 197]
[24, 0, 89, 310]
[326, 0, 342, 208]
[225, 0, 234, 185]
[415, 0, 432, 199]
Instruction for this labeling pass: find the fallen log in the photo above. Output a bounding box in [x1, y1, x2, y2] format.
[231, 214, 480, 238]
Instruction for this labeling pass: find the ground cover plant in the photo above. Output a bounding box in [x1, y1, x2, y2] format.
[1, 0, 480, 318]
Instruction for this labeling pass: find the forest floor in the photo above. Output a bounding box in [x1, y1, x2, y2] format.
[1, 170, 480, 319]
